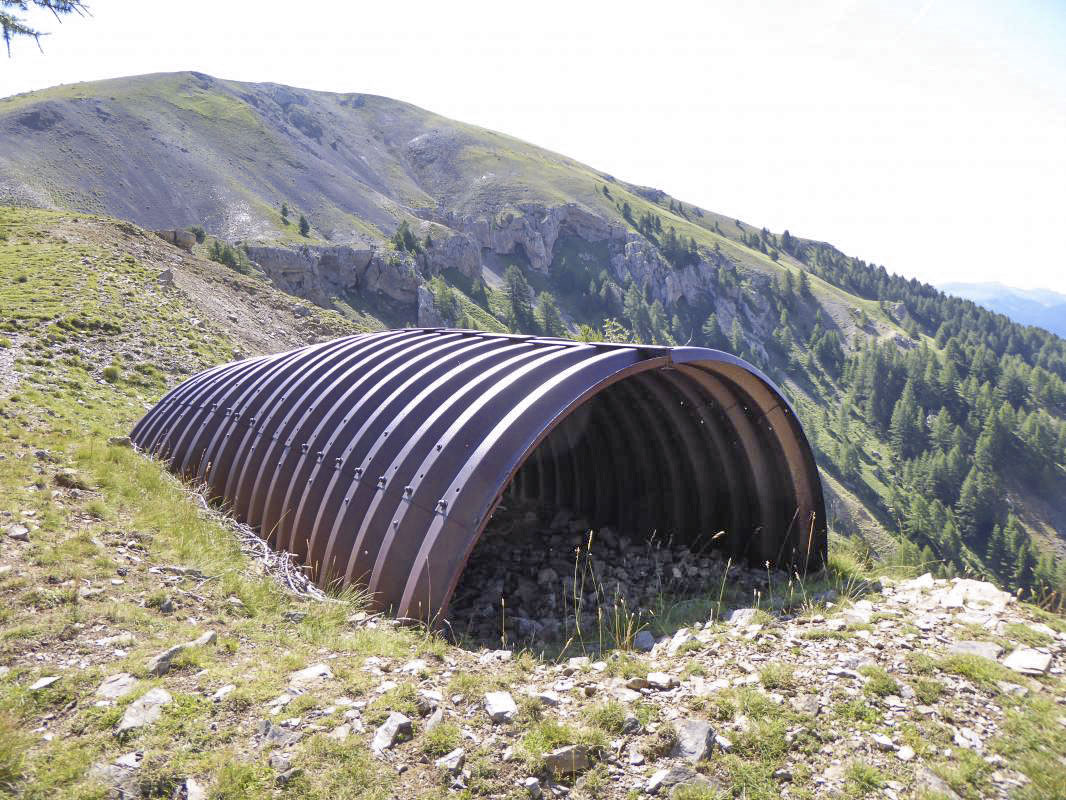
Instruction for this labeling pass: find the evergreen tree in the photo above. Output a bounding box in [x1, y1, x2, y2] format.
[503, 265, 534, 332]
[889, 379, 923, 459]
[701, 313, 727, 349]
[730, 318, 744, 355]
[536, 292, 565, 337]
[298, 214, 310, 237]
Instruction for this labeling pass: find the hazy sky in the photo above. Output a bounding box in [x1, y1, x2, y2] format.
[4, 0, 1065, 292]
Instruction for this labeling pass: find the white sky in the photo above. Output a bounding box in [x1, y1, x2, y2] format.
[3, 0, 1065, 292]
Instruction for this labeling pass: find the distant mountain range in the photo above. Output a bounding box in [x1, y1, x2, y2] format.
[941, 282, 1066, 337]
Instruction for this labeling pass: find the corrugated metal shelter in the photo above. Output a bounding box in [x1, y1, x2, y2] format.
[131, 328, 827, 622]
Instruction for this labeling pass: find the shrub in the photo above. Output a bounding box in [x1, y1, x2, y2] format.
[299, 215, 310, 237]
[187, 225, 206, 244]
[102, 365, 121, 383]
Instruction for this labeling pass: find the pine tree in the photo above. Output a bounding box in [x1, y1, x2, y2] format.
[298, 215, 310, 237]
[702, 314, 726, 349]
[730, 318, 744, 355]
[889, 379, 922, 460]
[536, 292, 564, 337]
[503, 265, 534, 332]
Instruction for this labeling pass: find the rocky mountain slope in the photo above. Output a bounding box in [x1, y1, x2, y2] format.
[2, 74, 1066, 612]
[2, 207, 1066, 799]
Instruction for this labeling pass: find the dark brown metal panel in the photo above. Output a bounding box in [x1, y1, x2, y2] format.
[233, 330, 411, 527]
[318, 340, 560, 590]
[196, 335, 368, 495]
[130, 329, 828, 623]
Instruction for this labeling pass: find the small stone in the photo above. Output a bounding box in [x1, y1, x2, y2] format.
[328, 724, 351, 741]
[282, 610, 307, 623]
[435, 747, 465, 774]
[146, 644, 185, 676]
[901, 573, 935, 592]
[484, 691, 517, 723]
[996, 681, 1029, 697]
[536, 690, 562, 706]
[268, 751, 291, 771]
[424, 708, 444, 732]
[96, 673, 137, 700]
[30, 676, 61, 691]
[107, 436, 133, 448]
[542, 744, 590, 775]
[673, 718, 715, 763]
[646, 672, 679, 690]
[522, 776, 543, 798]
[645, 766, 702, 794]
[621, 713, 642, 734]
[212, 684, 236, 702]
[897, 745, 916, 762]
[184, 777, 207, 800]
[116, 687, 173, 733]
[871, 732, 896, 751]
[773, 768, 793, 782]
[727, 608, 759, 626]
[915, 765, 962, 799]
[667, 628, 695, 655]
[54, 469, 89, 490]
[188, 630, 217, 648]
[289, 662, 333, 689]
[371, 712, 412, 754]
[950, 640, 1003, 660]
[1003, 648, 1052, 675]
[537, 567, 558, 585]
[5, 524, 29, 542]
[632, 630, 656, 652]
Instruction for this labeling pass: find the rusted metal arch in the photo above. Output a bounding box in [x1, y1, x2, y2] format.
[131, 328, 828, 623]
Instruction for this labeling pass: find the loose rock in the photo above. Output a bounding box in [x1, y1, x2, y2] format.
[116, 688, 173, 733]
[672, 718, 715, 763]
[371, 712, 412, 754]
[484, 691, 518, 723]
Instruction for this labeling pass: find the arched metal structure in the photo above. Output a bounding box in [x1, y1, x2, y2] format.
[131, 328, 827, 622]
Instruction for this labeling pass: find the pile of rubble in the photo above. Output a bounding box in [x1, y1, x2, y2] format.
[446, 503, 774, 648]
